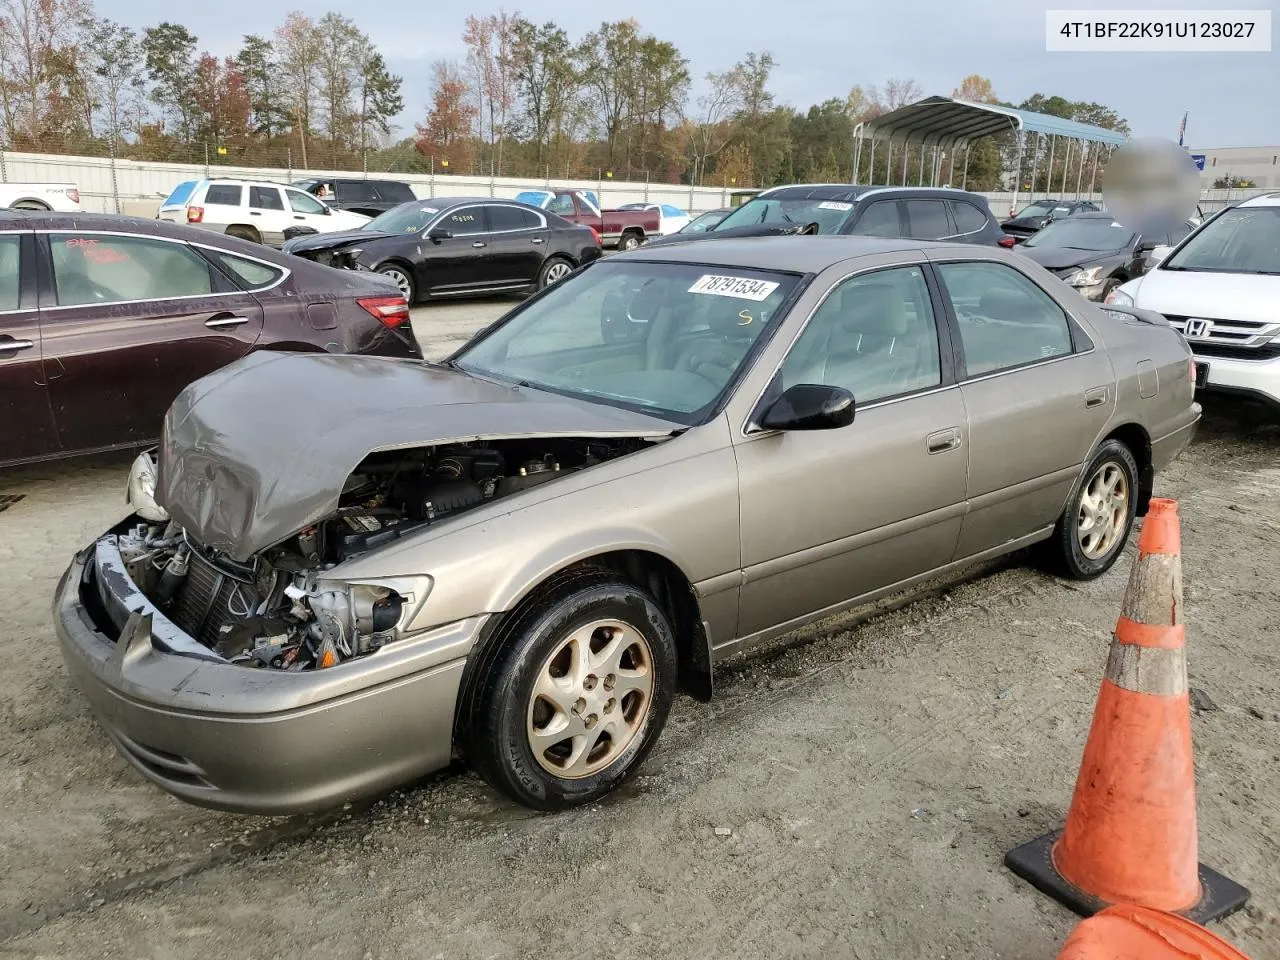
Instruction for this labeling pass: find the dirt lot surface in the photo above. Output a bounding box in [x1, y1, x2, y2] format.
[1, 299, 1277, 959]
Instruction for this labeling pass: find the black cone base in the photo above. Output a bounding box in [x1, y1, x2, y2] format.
[1005, 829, 1251, 925]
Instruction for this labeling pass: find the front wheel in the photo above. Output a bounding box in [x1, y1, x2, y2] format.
[467, 574, 678, 810]
[378, 264, 415, 303]
[1045, 439, 1139, 579]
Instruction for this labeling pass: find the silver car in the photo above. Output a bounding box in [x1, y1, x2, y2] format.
[54, 236, 1200, 813]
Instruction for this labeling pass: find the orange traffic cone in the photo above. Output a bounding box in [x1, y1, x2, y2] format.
[1006, 499, 1249, 924]
[1057, 904, 1253, 959]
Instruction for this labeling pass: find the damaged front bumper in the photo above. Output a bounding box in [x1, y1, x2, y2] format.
[54, 519, 485, 814]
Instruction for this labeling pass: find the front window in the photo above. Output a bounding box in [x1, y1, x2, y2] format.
[1012, 199, 1057, 218]
[452, 260, 802, 424]
[1023, 218, 1135, 251]
[716, 194, 856, 234]
[286, 189, 328, 215]
[364, 203, 442, 234]
[1161, 207, 1280, 275]
[681, 210, 728, 233]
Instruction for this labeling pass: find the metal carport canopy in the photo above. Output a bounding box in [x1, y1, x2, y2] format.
[861, 96, 1129, 147]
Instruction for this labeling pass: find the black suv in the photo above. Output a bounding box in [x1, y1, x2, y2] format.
[644, 184, 1005, 248]
[999, 198, 1102, 244]
[291, 178, 418, 218]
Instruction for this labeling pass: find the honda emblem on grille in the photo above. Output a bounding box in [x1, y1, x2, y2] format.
[1183, 318, 1213, 339]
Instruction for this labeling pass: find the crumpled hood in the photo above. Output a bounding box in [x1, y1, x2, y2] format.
[1018, 247, 1121, 272]
[283, 228, 393, 256]
[157, 352, 679, 561]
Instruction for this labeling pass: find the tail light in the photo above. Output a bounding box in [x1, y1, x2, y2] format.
[589, 226, 602, 244]
[358, 295, 411, 328]
[67, 188, 80, 203]
[998, 235, 1017, 248]
[187, 205, 204, 224]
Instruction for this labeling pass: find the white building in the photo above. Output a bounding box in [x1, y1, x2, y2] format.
[1189, 146, 1280, 189]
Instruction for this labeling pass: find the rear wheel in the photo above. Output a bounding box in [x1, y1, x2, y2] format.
[617, 232, 642, 252]
[378, 264, 415, 303]
[10, 200, 49, 211]
[467, 574, 678, 810]
[537, 257, 574, 290]
[1045, 439, 1139, 579]
[226, 225, 261, 244]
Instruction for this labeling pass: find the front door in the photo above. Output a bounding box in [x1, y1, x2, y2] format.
[419, 205, 493, 296]
[284, 187, 336, 234]
[39, 231, 265, 452]
[0, 232, 59, 463]
[734, 263, 970, 639]
[929, 258, 1115, 559]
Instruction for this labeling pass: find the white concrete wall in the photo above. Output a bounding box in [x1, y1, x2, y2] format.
[1, 150, 1270, 219]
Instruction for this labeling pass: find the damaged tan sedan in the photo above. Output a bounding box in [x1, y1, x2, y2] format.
[55, 236, 1200, 813]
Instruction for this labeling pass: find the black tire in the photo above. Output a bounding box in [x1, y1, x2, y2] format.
[537, 256, 574, 290]
[467, 573, 678, 810]
[226, 225, 261, 244]
[1097, 277, 1120, 302]
[377, 264, 416, 303]
[1044, 439, 1140, 580]
[617, 232, 642, 252]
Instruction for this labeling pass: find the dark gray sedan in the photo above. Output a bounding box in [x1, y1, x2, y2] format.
[54, 236, 1200, 815]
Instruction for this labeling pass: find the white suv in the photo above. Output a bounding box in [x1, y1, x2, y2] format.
[1109, 193, 1280, 419]
[158, 178, 371, 247]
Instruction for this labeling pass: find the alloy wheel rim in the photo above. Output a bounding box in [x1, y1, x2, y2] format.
[526, 619, 654, 779]
[1077, 462, 1129, 560]
[383, 268, 411, 299]
[545, 262, 571, 284]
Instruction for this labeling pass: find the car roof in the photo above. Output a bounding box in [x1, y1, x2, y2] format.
[0, 210, 266, 243]
[757, 183, 991, 204]
[1237, 192, 1280, 208]
[621, 234, 1000, 273]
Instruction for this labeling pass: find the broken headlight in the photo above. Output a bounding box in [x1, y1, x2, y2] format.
[126, 450, 169, 523]
[294, 576, 433, 668]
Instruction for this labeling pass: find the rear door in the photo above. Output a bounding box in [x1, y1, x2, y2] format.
[483, 203, 548, 284]
[248, 185, 289, 245]
[903, 199, 955, 240]
[930, 256, 1114, 559]
[0, 231, 59, 463]
[38, 230, 265, 452]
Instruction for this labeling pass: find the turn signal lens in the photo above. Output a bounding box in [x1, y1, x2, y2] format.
[187, 205, 204, 224]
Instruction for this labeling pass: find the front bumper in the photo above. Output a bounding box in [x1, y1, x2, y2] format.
[54, 529, 483, 814]
[1191, 352, 1280, 416]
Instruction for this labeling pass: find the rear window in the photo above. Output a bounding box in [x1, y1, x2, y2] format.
[374, 181, 416, 202]
[337, 181, 377, 202]
[204, 184, 243, 206]
[162, 181, 198, 208]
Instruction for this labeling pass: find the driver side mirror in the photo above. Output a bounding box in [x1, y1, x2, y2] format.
[427, 227, 453, 242]
[758, 384, 855, 431]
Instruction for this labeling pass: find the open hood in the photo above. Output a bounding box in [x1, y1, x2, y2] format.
[157, 352, 679, 561]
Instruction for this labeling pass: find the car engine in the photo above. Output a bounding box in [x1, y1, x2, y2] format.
[116, 438, 647, 672]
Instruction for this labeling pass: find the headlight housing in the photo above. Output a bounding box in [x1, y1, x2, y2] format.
[1064, 266, 1105, 287]
[126, 450, 169, 523]
[1105, 286, 1135, 307]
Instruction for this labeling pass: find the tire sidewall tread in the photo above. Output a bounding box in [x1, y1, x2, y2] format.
[1051, 438, 1140, 580]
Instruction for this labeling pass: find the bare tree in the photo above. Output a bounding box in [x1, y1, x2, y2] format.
[275, 11, 321, 167]
[686, 65, 745, 185]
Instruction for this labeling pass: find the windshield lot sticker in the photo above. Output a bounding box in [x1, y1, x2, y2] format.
[817, 201, 853, 211]
[688, 275, 780, 301]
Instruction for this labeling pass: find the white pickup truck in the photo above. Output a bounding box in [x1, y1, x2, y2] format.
[0, 183, 81, 211]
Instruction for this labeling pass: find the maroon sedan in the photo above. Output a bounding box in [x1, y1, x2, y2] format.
[0, 211, 421, 467]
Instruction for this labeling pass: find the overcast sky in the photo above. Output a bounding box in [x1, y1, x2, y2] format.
[100, 0, 1277, 148]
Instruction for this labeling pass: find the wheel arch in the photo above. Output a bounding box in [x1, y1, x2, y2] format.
[451, 546, 713, 759]
[1101, 422, 1153, 515]
[225, 223, 262, 242]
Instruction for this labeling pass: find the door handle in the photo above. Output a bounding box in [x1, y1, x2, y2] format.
[472, 241, 487, 249]
[0, 337, 35, 355]
[531, 237, 544, 244]
[294, 215, 305, 220]
[1084, 386, 1108, 408]
[249, 211, 262, 216]
[206, 316, 251, 328]
[926, 428, 961, 454]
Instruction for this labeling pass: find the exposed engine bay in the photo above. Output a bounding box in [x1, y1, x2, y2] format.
[116, 437, 649, 672]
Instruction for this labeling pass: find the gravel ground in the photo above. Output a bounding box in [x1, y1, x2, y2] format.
[1, 298, 1277, 959]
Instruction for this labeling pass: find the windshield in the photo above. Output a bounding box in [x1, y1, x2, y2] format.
[715, 195, 855, 234]
[1023, 218, 1134, 251]
[1163, 207, 1280, 275]
[1012, 200, 1057, 218]
[452, 260, 801, 424]
[364, 202, 442, 234]
[681, 210, 729, 234]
